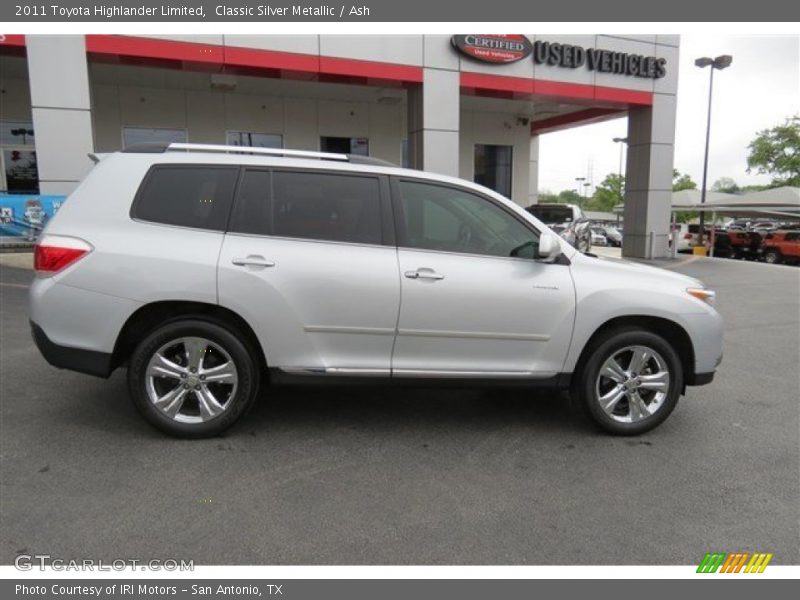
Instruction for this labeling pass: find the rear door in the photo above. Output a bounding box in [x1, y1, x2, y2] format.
[218, 167, 400, 374]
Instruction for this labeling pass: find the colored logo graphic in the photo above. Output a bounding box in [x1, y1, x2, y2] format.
[451, 35, 533, 64]
[697, 552, 773, 573]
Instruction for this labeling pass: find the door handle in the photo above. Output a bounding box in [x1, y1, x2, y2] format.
[404, 268, 445, 281]
[232, 255, 275, 268]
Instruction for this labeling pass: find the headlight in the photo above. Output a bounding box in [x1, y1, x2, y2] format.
[686, 287, 716, 305]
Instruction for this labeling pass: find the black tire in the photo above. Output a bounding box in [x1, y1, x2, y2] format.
[127, 319, 260, 438]
[573, 328, 683, 435]
[763, 249, 781, 264]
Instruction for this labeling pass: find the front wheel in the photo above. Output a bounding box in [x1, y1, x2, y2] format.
[574, 329, 683, 435]
[763, 249, 781, 264]
[127, 319, 260, 438]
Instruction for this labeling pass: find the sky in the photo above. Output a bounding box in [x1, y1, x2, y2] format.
[537, 35, 800, 195]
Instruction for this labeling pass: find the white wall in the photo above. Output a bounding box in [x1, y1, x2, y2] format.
[91, 83, 407, 166]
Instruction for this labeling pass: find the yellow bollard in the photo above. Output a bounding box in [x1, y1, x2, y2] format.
[692, 246, 708, 256]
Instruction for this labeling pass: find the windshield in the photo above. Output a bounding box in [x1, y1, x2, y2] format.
[527, 205, 572, 224]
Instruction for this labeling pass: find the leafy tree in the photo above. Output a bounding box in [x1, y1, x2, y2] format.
[669, 170, 699, 223]
[746, 115, 800, 187]
[557, 189, 583, 205]
[740, 184, 769, 193]
[672, 169, 697, 191]
[711, 177, 740, 194]
[586, 173, 624, 212]
[537, 191, 559, 203]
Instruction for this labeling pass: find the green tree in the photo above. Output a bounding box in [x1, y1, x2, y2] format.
[671, 170, 699, 223]
[586, 173, 624, 212]
[557, 189, 583, 205]
[537, 191, 559, 203]
[711, 177, 740, 194]
[747, 116, 800, 187]
[672, 169, 697, 191]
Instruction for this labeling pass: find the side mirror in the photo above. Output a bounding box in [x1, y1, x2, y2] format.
[538, 232, 562, 260]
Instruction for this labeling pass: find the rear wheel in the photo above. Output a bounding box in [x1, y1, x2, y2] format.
[574, 329, 683, 435]
[127, 319, 260, 438]
[763, 249, 781, 264]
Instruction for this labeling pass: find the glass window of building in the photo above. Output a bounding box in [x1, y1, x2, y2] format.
[226, 131, 283, 148]
[122, 127, 187, 149]
[320, 137, 369, 156]
[0, 121, 38, 194]
[474, 144, 513, 198]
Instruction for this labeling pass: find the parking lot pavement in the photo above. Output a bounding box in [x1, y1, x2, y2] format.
[1, 259, 798, 566]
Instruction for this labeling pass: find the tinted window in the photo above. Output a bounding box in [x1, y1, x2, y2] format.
[227, 169, 271, 235]
[398, 181, 537, 258]
[133, 166, 238, 231]
[526, 204, 573, 224]
[229, 170, 382, 244]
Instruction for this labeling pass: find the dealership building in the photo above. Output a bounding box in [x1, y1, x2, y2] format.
[0, 33, 679, 257]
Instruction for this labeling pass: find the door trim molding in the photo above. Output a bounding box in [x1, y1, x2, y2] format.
[304, 325, 396, 336]
[397, 328, 550, 342]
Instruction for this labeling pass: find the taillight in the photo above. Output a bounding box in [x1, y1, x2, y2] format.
[684, 233, 693, 239]
[34, 235, 92, 275]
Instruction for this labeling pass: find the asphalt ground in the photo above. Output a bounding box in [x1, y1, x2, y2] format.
[1, 257, 798, 565]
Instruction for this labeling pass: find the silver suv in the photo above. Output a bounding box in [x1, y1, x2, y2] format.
[30, 143, 723, 438]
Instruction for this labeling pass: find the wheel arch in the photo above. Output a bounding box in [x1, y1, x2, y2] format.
[111, 301, 268, 377]
[570, 315, 697, 391]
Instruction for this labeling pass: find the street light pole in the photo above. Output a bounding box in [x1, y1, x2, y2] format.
[575, 176, 586, 208]
[612, 137, 628, 203]
[695, 54, 732, 248]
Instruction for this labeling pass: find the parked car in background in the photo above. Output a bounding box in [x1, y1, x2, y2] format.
[590, 228, 608, 246]
[526, 203, 592, 253]
[670, 224, 694, 252]
[29, 142, 723, 437]
[759, 231, 800, 264]
[593, 225, 622, 247]
[670, 224, 712, 252]
[711, 229, 733, 258]
[751, 221, 779, 235]
[726, 219, 751, 231]
[725, 230, 762, 260]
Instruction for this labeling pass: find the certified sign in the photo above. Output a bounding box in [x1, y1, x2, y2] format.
[451, 35, 533, 64]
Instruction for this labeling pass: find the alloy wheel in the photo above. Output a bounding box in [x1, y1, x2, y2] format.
[594, 345, 670, 423]
[145, 336, 238, 423]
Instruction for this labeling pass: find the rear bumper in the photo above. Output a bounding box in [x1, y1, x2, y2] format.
[30, 321, 113, 378]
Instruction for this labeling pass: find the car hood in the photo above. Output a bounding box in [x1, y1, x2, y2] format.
[574, 252, 705, 289]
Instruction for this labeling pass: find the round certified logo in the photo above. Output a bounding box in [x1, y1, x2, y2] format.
[451, 35, 533, 64]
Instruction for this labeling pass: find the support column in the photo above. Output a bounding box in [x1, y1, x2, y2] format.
[407, 68, 459, 176]
[26, 35, 94, 195]
[527, 135, 540, 206]
[622, 92, 678, 259]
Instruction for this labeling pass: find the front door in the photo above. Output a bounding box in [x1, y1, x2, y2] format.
[391, 179, 575, 377]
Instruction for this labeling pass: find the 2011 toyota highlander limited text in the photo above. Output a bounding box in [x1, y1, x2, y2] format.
[29, 143, 723, 438]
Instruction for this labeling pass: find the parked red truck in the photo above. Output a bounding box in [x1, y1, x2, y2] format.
[760, 231, 800, 265]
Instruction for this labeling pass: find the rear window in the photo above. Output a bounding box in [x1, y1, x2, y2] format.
[132, 166, 239, 231]
[229, 169, 382, 245]
[526, 205, 573, 224]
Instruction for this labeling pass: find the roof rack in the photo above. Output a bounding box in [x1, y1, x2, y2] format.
[122, 142, 396, 167]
